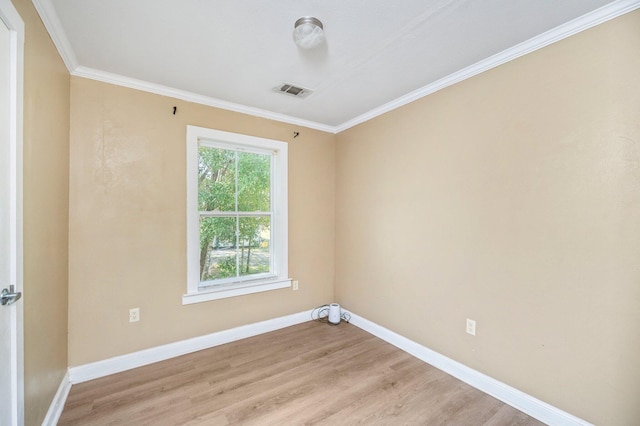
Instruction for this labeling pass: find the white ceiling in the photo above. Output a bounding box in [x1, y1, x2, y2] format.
[35, 0, 639, 132]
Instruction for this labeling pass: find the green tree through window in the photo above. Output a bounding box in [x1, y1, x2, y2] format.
[198, 146, 271, 284]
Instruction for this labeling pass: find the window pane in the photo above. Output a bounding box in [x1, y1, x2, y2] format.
[200, 217, 237, 282]
[238, 217, 270, 277]
[198, 146, 236, 212]
[237, 151, 270, 212]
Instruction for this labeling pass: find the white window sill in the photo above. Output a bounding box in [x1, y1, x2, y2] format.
[182, 277, 291, 305]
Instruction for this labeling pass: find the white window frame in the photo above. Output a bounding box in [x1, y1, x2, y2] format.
[183, 126, 289, 304]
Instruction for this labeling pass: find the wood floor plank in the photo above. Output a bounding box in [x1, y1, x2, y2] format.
[58, 321, 544, 425]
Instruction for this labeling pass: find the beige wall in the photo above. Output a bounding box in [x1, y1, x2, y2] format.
[11, 0, 70, 425]
[68, 78, 335, 366]
[335, 11, 640, 426]
[23, 3, 638, 425]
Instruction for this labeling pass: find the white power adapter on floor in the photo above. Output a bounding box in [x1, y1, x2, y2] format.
[328, 303, 341, 325]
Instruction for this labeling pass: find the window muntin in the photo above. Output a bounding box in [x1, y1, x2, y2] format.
[185, 126, 289, 304]
[198, 147, 272, 287]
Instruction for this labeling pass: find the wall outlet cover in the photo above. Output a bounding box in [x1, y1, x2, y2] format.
[466, 319, 476, 336]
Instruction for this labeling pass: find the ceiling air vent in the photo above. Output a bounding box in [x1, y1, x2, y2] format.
[273, 83, 313, 98]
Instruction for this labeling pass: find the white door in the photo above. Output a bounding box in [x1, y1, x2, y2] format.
[0, 0, 24, 424]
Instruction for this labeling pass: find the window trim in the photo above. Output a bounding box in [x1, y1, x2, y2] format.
[183, 126, 289, 304]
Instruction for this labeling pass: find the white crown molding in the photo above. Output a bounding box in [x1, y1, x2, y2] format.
[32, 0, 335, 132]
[41, 370, 71, 426]
[31, 0, 77, 71]
[33, 0, 640, 134]
[347, 312, 594, 426]
[334, 0, 640, 132]
[72, 66, 337, 133]
[68, 310, 313, 384]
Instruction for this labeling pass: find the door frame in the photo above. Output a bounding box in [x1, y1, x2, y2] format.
[0, 0, 24, 424]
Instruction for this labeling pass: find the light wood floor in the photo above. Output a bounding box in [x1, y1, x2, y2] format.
[58, 321, 544, 425]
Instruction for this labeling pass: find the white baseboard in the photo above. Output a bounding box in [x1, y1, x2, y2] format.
[41, 370, 71, 426]
[56, 308, 591, 425]
[68, 309, 313, 384]
[347, 312, 593, 426]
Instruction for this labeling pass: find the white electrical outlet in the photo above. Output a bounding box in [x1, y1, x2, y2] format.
[293, 280, 299, 291]
[466, 318, 476, 336]
[129, 308, 140, 323]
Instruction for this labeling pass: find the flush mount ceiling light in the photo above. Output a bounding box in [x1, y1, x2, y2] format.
[293, 17, 325, 49]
